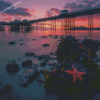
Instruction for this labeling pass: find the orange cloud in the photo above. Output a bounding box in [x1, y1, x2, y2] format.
[31, 9, 35, 13]
[1, 14, 12, 20]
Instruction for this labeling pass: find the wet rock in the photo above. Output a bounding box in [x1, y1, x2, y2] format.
[42, 44, 50, 47]
[62, 59, 72, 69]
[6, 61, 19, 73]
[40, 61, 47, 67]
[37, 75, 46, 83]
[48, 59, 58, 66]
[49, 52, 54, 55]
[41, 36, 47, 38]
[44, 65, 54, 72]
[22, 60, 33, 67]
[81, 39, 99, 52]
[37, 55, 50, 61]
[25, 52, 35, 57]
[56, 35, 84, 63]
[8, 41, 16, 45]
[18, 68, 35, 86]
[36, 66, 44, 73]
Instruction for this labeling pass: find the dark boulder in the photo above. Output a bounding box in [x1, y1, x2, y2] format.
[81, 39, 99, 52]
[6, 61, 19, 73]
[22, 60, 33, 67]
[56, 36, 84, 63]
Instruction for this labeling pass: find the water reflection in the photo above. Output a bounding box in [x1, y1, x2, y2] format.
[1, 26, 100, 41]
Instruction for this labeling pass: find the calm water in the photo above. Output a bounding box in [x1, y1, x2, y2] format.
[0, 29, 100, 100]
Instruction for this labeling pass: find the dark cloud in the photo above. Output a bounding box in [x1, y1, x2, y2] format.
[5, 7, 32, 16]
[64, 2, 86, 12]
[46, 8, 61, 17]
[0, 0, 13, 11]
[64, 0, 100, 12]
[0, 0, 32, 16]
[50, 8, 61, 14]
[46, 11, 53, 17]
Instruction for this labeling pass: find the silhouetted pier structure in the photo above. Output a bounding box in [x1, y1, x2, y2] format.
[0, 7, 100, 32]
[0, 25, 5, 31]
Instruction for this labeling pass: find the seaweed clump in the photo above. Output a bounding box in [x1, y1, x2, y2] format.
[44, 35, 100, 100]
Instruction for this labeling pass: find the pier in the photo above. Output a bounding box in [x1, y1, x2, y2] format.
[0, 7, 100, 32]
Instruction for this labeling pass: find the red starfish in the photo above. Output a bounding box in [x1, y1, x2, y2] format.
[64, 65, 86, 82]
[49, 67, 58, 74]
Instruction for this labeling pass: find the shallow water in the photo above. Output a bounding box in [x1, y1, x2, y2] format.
[0, 29, 100, 100]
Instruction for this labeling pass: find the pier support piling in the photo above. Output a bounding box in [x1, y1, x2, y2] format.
[88, 14, 93, 32]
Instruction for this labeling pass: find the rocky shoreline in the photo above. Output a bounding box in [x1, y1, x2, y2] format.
[0, 35, 100, 100]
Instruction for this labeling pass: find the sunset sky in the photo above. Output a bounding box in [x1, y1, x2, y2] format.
[0, 0, 100, 28]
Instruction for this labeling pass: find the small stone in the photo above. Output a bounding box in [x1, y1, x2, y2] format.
[6, 61, 19, 73]
[8, 41, 16, 45]
[22, 60, 33, 67]
[33, 39, 36, 41]
[20, 43, 24, 45]
[42, 44, 50, 47]
[41, 36, 47, 38]
[25, 52, 35, 57]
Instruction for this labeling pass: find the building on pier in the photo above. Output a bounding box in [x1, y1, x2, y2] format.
[60, 10, 69, 15]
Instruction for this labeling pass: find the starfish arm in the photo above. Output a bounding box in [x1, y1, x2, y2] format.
[77, 74, 83, 82]
[77, 72, 86, 75]
[73, 74, 77, 83]
[72, 65, 78, 72]
[65, 70, 74, 75]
